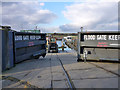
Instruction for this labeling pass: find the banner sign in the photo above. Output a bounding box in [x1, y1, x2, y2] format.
[81, 34, 120, 48]
[84, 35, 120, 41]
[15, 35, 41, 41]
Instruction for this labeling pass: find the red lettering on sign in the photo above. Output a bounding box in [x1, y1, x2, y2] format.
[98, 42, 107, 44]
[104, 45, 108, 47]
[97, 42, 108, 47]
[29, 42, 34, 46]
[97, 45, 100, 47]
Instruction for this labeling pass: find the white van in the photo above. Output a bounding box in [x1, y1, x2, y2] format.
[66, 36, 72, 42]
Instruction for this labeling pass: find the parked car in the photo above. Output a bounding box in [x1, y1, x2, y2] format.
[48, 37, 58, 53]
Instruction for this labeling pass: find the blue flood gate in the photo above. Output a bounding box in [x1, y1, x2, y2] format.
[77, 31, 120, 62]
[1, 30, 46, 71]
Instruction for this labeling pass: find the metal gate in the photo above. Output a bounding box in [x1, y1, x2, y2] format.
[77, 31, 120, 62]
[1, 28, 46, 71]
[14, 32, 46, 63]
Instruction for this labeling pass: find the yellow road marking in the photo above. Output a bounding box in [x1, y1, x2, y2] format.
[24, 85, 27, 88]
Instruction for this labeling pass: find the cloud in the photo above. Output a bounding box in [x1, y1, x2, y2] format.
[2, 2, 57, 31]
[82, 0, 119, 2]
[118, 1, 120, 30]
[62, 2, 118, 31]
[40, 3, 45, 6]
[38, 26, 62, 33]
[59, 24, 80, 32]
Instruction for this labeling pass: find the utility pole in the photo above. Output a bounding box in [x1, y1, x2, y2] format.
[80, 27, 83, 33]
[35, 26, 37, 30]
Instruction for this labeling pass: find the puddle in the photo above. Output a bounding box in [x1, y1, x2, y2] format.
[57, 41, 76, 53]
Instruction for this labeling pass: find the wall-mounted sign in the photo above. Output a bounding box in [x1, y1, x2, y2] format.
[15, 35, 42, 41]
[23, 35, 29, 40]
[84, 35, 120, 41]
[30, 36, 35, 40]
[15, 36, 22, 41]
[36, 35, 41, 40]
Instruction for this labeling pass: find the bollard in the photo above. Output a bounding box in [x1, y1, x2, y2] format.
[62, 40, 64, 51]
[83, 50, 87, 63]
[62, 45, 64, 51]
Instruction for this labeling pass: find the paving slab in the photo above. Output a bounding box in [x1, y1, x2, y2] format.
[64, 62, 95, 71]
[53, 80, 68, 88]
[58, 53, 75, 60]
[21, 67, 51, 88]
[50, 53, 68, 88]
[57, 53, 77, 65]
[3, 57, 50, 76]
[51, 60, 60, 66]
[15, 84, 25, 88]
[52, 72, 66, 81]
[51, 65, 63, 73]
[6, 83, 20, 88]
[73, 77, 118, 88]
[29, 79, 51, 88]
[6, 82, 24, 88]
[91, 62, 119, 74]
[68, 67, 117, 80]
[2, 80, 16, 88]
[23, 68, 51, 81]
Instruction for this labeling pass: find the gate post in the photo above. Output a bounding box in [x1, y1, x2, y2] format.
[77, 32, 82, 62]
[0, 30, 2, 73]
